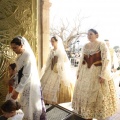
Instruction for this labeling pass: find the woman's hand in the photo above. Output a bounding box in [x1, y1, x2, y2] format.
[11, 90, 19, 100]
[99, 77, 105, 83]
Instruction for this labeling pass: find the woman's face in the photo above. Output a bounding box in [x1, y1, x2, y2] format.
[11, 43, 23, 54]
[51, 38, 57, 48]
[8, 66, 16, 77]
[87, 31, 98, 42]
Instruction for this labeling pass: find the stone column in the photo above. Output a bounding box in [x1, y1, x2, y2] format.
[38, 0, 51, 70]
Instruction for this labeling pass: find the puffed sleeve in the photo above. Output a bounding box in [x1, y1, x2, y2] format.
[15, 56, 32, 93]
[99, 42, 112, 80]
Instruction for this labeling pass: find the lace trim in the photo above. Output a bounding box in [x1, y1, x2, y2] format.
[84, 41, 101, 55]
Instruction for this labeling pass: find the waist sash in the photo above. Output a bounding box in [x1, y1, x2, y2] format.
[82, 51, 102, 68]
[51, 56, 58, 70]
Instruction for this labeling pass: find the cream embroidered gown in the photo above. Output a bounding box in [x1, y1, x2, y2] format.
[72, 41, 117, 119]
[40, 48, 74, 104]
[14, 50, 43, 120]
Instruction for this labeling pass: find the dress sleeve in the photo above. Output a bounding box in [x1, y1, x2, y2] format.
[15, 57, 31, 93]
[99, 42, 112, 80]
[40, 50, 52, 79]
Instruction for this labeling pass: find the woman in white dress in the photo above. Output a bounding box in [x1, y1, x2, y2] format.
[10, 36, 46, 120]
[40, 36, 74, 104]
[72, 29, 117, 120]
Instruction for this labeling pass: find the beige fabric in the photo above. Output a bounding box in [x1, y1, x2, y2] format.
[53, 63, 58, 73]
[41, 49, 74, 104]
[72, 41, 117, 119]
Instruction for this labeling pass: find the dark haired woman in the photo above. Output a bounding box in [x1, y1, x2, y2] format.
[10, 36, 46, 120]
[1, 100, 24, 120]
[5, 63, 16, 101]
[72, 29, 117, 120]
[40, 36, 74, 104]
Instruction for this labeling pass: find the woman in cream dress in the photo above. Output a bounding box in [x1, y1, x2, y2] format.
[40, 36, 74, 104]
[72, 29, 117, 120]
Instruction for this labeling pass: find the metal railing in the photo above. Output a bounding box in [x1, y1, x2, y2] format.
[69, 57, 80, 67]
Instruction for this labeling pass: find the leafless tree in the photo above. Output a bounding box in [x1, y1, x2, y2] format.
[50, 13, 88, 49]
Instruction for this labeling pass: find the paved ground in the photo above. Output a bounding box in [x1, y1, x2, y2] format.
[46, 101, 120, 120]
[45, 66, 120, 120]
[54, 102, 120, 120]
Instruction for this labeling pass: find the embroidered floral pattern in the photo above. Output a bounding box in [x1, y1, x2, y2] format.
[72, 41, 117, 119]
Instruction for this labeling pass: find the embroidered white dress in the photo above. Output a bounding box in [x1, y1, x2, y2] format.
[72, 41, 117, 119]
[14, 50, 43, 120]
[40, 48, 74, 104]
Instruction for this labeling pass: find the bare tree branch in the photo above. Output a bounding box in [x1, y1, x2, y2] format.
[50, 13, 88, 49]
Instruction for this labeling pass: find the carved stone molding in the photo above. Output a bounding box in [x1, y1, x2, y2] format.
[0, 0, 38, 108]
